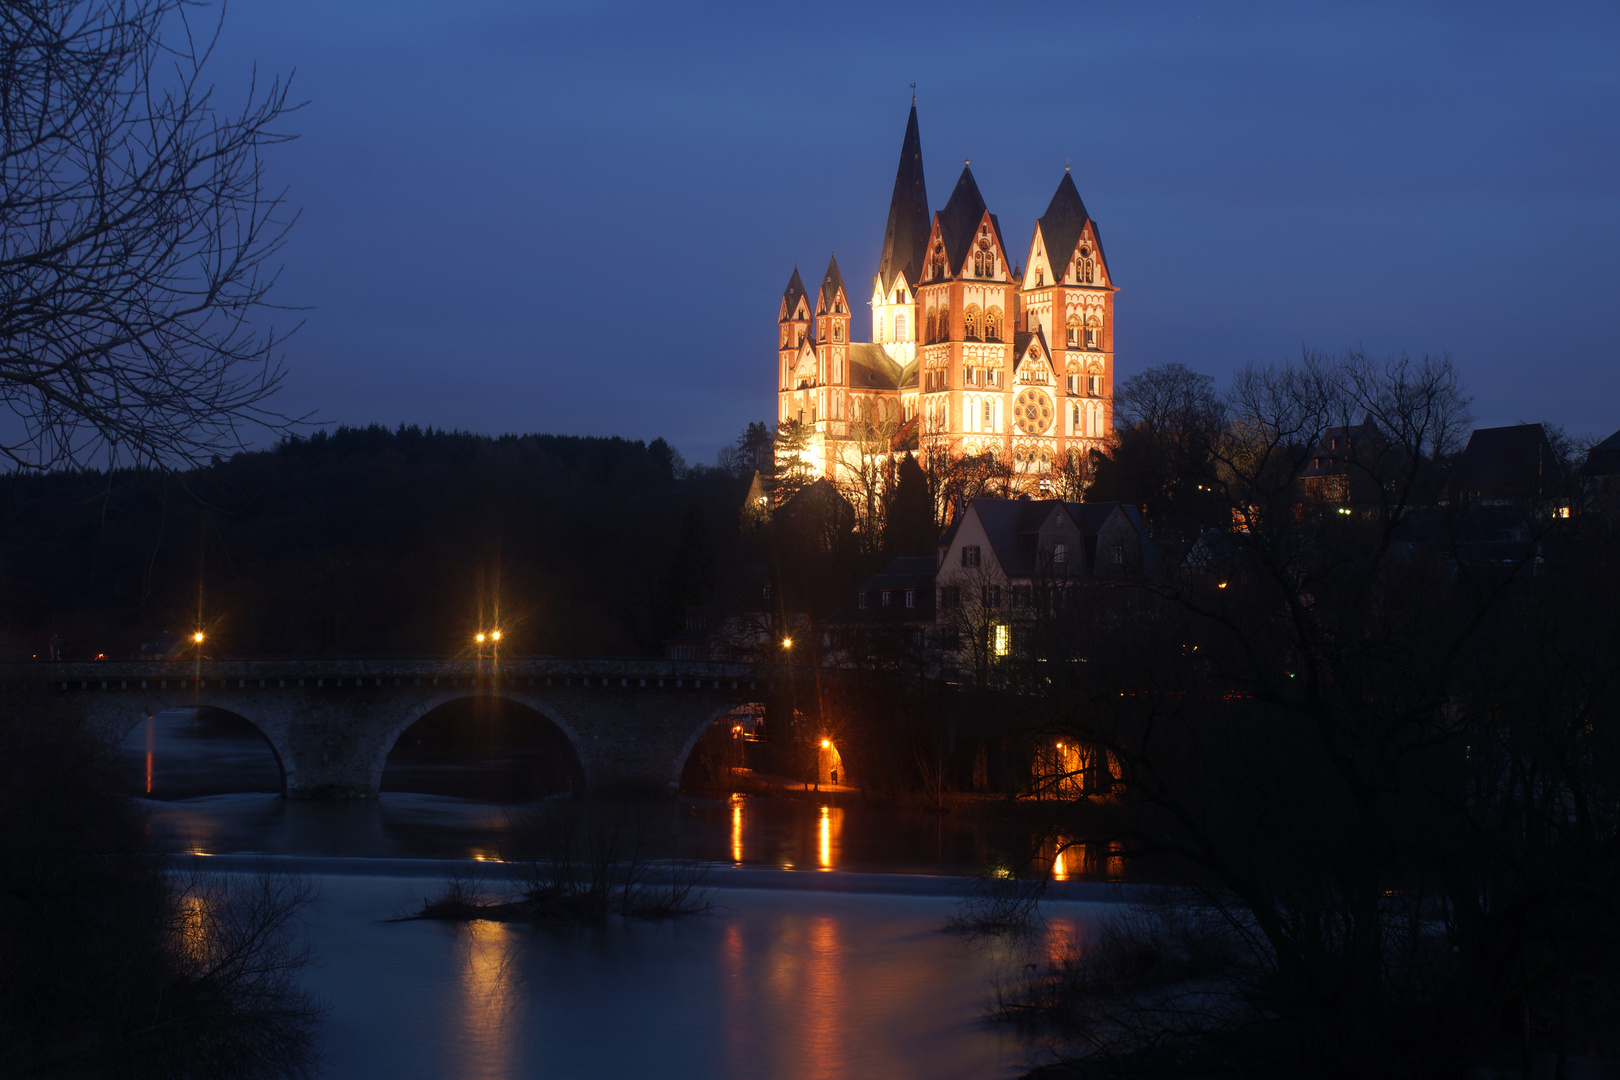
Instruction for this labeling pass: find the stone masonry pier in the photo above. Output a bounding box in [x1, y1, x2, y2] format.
[0, 657, 771, 798]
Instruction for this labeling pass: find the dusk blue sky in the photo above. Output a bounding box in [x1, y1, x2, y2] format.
[215, 1, 1620, 464]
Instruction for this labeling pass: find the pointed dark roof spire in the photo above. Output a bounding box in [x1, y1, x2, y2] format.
[877, 104, 930, 295]
[818, 254, 846, 312]
[936, 164, 989, 272]
[781, 267, 807, 321]
[1037, 171, 1091, 272]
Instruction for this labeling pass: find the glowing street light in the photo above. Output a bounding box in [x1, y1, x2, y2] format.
[475, 632, 486, 644]
[781, 637, 793, 649]
[490, 630, 502, 642]
[192, 631, 205, 644]
[820, 738, 830, 749]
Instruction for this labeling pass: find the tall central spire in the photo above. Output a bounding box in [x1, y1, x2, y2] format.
[877, 104, 929, 296]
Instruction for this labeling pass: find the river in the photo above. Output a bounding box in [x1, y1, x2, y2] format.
[122, 709, 1118, 1079]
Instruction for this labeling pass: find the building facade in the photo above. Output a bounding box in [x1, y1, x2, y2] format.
[778, 104, 1117, 487]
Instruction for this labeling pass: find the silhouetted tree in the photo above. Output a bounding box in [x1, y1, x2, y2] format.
[0, 0, 302, 470]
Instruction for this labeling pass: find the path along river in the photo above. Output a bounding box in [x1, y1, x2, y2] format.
[123, 709, 1125, 1079]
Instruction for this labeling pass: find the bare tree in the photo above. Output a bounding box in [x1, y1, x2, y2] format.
[0, 0, 302, 471]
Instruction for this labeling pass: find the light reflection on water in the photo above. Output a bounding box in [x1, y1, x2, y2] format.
[305, 875, 1061, 1080]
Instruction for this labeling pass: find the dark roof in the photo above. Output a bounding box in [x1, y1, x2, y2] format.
[943, 497, 1144, 578]
[897, 358, 918, 390]
[859, 556, 936, 589]
[1582, 428, 1620, 476]
[936, 165, 989, 274]
[818, 254, 846, 313]
[781, 268, 807, 320]
[877, 105, 930, 296]
[847, 343, 901, 389]
[1036, 171, 1090, 275]
[1451, 424, 1558, 501]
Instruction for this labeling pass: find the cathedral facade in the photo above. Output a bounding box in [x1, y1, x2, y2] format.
[777, 105, 1116, 487]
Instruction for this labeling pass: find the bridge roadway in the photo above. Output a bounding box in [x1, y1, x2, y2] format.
[0, 657, 773, 798]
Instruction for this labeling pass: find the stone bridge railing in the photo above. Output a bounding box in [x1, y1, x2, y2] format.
[0, 657, 779, 798]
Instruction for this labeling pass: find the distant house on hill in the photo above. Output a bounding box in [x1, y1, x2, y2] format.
[820, 555, 937, 666]
[932, 496, 1146, 664]
[1448, 424, 1564, 510]
[1296, 421, 1392, 505]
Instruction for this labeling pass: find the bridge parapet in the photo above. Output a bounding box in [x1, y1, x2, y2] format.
[3, 657, 778, 799]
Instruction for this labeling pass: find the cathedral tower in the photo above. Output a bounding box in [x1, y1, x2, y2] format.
[871, 104, 928, 369]
[1022, 170, 1115, 453]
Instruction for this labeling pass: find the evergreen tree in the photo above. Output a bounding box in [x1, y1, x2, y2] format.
[884, 452, 936, 557]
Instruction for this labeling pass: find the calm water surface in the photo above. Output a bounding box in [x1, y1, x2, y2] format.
[121, 710, 1107, 1079]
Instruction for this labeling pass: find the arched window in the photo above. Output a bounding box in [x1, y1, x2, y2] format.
[964, 307, 980, 340]
[982, 398, 993, 429]
[1085, 315, 1101, 349]
[937, 308, 950, 341]
[985, 307, 1002, 342]
[926, 311, 937, 343]
[1066, 315, 1080, 347]
[833, 324, 843, 343]
[1080, 258, 1094, 283]
[895, 312, 907, 341]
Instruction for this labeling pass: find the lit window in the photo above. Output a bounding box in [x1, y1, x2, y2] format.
[993, 624, 1010, 657]
[895, 312, 906, 340]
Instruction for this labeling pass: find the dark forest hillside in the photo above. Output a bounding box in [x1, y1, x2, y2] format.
[0, 425, 748, 659]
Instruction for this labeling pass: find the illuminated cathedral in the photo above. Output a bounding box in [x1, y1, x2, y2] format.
[777, 104, 1115, 486]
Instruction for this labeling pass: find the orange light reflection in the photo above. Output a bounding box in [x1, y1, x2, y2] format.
[731, 800, 744, 864]
[144, 715, 155, 794]
[816, 805, 843, 870]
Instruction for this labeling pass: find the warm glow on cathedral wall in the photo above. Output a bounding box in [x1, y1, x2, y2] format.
[776, 107, 1114, 488]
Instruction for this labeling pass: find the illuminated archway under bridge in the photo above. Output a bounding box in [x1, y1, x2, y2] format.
[3, 658, 772, 799]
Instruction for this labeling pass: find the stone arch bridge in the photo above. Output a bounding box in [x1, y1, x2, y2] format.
[0, 658, 777, 798]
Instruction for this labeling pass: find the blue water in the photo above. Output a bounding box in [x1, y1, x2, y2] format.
[122, 709, 1110, 1079]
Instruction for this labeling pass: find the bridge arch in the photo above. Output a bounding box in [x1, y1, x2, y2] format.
[672, 701, 767, 791]
[107, 701, 293, 797]
[372, 689, 591, 797]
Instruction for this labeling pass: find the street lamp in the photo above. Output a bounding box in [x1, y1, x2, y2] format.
[475, 632, 486, 644]
[192, 631, 205, 645]
[781, 637, 793, 650]
[490, 630, 501, 642]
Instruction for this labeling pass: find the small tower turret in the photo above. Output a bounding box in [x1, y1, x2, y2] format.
[779, 267, 810, 392]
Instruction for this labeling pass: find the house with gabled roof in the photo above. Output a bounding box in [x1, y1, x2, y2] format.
[777, 102, 1115, 488]
[931, 496, 1145, 662]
